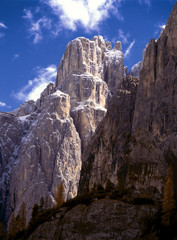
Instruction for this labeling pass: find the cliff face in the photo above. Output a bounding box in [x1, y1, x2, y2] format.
[133, 3, 177, 152]
[9, 86, 81, 223]
[0, 36, 124, 224]
[79, 3, 177, 197]
[0, 84, 82, 223]
[1, 3, 177, 239]
[56, 36, 124, 151]
[0, 113, 24, 222]
[56, 36, 123, 94]
[79, 73, 166, 196]
[26, 199, 158, 240]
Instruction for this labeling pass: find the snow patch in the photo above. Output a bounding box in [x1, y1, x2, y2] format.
[51, 90, 68, 98]
[72, 100, 107, 112]
[19, 114, 30, 122]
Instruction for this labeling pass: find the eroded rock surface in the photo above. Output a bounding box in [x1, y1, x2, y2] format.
[0, 36, 124, 225]
[129, 61, 141, 78]
[0, 113, 24, 222]
[133, 2, 177, 156]
[79, 75, 166, 195]
[27, 199, 158, 240]
[56, 36, 124, 150]
[9, 89, 81, 222]
[79, 3, 177, 196]
[56, 36, 124, 93]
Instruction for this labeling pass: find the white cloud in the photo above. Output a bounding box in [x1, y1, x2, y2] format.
[0, 22, 7, 29]
[23, 9, 52, 44]
[0, 102, 6, 107]
[154, 23, 166, 38]
[0, 101, 11, 108]
[124, 40, 135, 58]
[138, 0, 151, 6]
[46, 0, 122, 31]
[0, 22, 7, 39]
[15, 65, 57, 102]
[12, 54, 20, 61]
[118, 29, 129, 44]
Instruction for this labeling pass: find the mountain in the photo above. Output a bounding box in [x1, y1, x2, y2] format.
[0, 36, 124, 225]
[1, 2, 177, 239]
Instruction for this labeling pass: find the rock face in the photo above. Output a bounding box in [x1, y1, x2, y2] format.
[71, 100, 107, 151]
[56, 36, 124, 151]
[0, 85, 82, 223]
[0, 36, 124, 224]
[4, 4, 177, 239]
[56, 36, 124, 93]
[129, 61, 141, 78]
[2, 4, 177, 238]
[0, 113, 24, 222]
[12, 100, 36, 117]
[79, 3, 177, 197]
[26, 199, 158, 240]
[132, 3, 177, 167]
[9, 88, 81, 222]
[79, 75, 166, 195]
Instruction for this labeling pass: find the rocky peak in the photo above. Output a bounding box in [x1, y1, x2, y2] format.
[56, 35, 124, 94]
[79, 3, 177, 198]
[8, 89, 81, 223]
[0, 34, 125, 224]
[129, 61, 141, 78]
[12, 100, 36, 117]
[164, 2, 177, 56]
[55, 36, 124, 151]
[133, 1, 177, 146]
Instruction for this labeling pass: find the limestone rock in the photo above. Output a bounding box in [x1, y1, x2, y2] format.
[12, 100, 36, 117]
[56, 36, 106, 87]
[56, 36, 123, 150]
[79, 75, 140, 192]
[0, 113, 24, 222]
[79, 3, 177, 197]
[26, 199, 158, 240]
[71, 100, 107, 151]
[59, 73, 108, 108]
[103, 46, 124, 92]
[56, 36, 124, 93]
[129, 61, 141, 78]
[79, 74, 167, 196]
[133, 1, 177, 148]
[165, 2, 177, 56]
[8, 89, 81, 222]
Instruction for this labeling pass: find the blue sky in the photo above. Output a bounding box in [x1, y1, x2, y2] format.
[0, 0, 175, 111]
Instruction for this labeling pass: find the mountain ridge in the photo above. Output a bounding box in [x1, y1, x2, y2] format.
[1, 2, 177, 239]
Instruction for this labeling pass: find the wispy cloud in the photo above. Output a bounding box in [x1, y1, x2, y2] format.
[45, 0, 123, 31]
[124, 40, 135, 58]
[0, 101, 11, 109]
[118, 29, 129, 44]
[138, 0, 151, 6]
[154, 23, 166, 38]
[15, 65, 57, 102]
[12, 54, 20, 61]
[0, 101, 6, 107]
[0, 22, 7, 38]
[23, 9, 52, 44]
[0, 22, 7, 29]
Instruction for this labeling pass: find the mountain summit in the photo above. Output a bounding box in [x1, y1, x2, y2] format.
[1, 2, 177, 240]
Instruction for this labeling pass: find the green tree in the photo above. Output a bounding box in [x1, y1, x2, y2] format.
[162, 165, 176, 226]
[56, 182, 64, 208]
